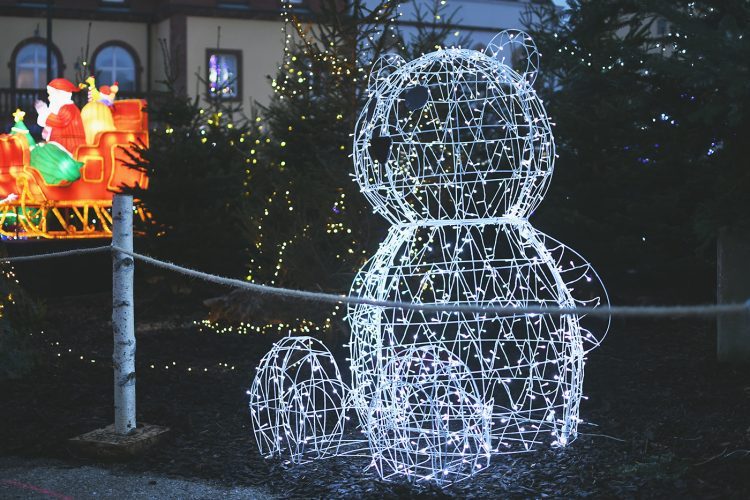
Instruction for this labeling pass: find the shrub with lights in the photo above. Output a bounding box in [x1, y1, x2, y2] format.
[204, 0, 464, 338]
[0, 255, 45, 380]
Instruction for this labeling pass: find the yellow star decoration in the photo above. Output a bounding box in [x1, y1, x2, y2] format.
[12, 108, 25, 122]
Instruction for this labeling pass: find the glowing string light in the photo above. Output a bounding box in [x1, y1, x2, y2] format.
[366, 345, 491, 485]
[249, 336, 347, 464]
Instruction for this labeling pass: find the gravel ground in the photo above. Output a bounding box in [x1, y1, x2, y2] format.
[2, 289, 750, 498]
[0, 457, 273, 499]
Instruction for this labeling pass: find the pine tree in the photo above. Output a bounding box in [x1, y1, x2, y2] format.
[649, 0, 750, 236]
[244, 0, 462, 292]
[10, 109, 36, 148]
[192, 0, 466, 333]
[523, 0, 718, 293]
[123, 41, 253, 279]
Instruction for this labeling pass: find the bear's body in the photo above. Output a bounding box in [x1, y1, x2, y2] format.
[348, 35, 608, 465]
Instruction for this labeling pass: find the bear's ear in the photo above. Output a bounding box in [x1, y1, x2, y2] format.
[367, 53, 406, 93]
[485, 30, 539, 85]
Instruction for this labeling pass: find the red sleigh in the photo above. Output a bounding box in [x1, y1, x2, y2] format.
[0, 99, 148, 239]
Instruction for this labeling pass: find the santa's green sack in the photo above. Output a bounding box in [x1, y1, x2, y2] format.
[29, 142, 83, 185]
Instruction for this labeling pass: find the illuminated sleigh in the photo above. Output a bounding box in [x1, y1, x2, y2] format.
[0, 99, 148, 239]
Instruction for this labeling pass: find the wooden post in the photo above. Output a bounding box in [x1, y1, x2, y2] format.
[717, 227, 750, 363]
[112, 194, 136, 434]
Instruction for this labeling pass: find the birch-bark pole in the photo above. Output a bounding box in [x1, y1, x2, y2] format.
[112, 194, 136, 434]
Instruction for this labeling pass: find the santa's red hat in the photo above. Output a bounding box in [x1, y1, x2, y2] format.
[100, 85, 113, 96]
[47, 78, 80, 93]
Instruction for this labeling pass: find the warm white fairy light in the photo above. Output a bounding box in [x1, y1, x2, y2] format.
[195, 317, 332, 336]
[249, 31, 609, 486]
[249, 336, 347, 464]
[47, 336, 239, 374]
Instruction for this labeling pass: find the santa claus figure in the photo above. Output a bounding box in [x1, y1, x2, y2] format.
[34, 78, 86, 155]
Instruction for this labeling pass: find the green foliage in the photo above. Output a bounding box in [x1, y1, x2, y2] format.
[123, 85, 253, 278]
[524, 0, 749, 291]
[650, 1, 750, 237]
[0, 260, 45, 380]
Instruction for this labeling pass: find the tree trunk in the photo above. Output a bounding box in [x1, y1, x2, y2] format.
[112, 194, 137, 433]
[717, 227, 750, 363]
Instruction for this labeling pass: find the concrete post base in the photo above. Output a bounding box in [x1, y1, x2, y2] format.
[68, 423, 170, 460]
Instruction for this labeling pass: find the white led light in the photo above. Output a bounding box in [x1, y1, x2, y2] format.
[249, 336, 347, 464]
[349, 30, 609, 469]
[367, 345, 491, 485]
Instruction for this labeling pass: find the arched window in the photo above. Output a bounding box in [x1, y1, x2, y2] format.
[92, 42, 139, 91]
[12, 39, 62, 89]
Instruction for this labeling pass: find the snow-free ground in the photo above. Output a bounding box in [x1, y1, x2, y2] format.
[2, 281, 749, 498]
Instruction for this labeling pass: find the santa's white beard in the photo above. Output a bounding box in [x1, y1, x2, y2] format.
[47, 89, 73, 113]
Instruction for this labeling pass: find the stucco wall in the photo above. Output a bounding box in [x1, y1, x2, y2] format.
[0, 1, 536, 106]
[185, 16, 284, 108]
[0, 16, 148, 89]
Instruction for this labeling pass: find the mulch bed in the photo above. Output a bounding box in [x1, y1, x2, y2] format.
[1, 285, 750, 498]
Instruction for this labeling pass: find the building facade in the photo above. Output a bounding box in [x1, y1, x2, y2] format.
[0, 0, 291, 122]
[0, 0, 538, 121]
[390, 0, 539, 49]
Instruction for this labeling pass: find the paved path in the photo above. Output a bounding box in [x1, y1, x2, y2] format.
[0, 457, 273, 499]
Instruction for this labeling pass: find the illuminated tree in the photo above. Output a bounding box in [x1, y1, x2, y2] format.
[524, 0, 750, 292]
[521, 2, 696, 290]
[650, 0, 750, 235]
[244, 0, 464, 293]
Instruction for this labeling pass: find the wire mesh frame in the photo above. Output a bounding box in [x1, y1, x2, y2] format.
[366, 344, 492, 485]
[348, 221, 609, 453]
[348, 32, 609, 461]
[353, 45, 554, 224]
[249, 336, 348, 464]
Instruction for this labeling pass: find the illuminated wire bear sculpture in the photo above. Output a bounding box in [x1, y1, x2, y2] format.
[250, 30, 609, 485]
[350, 29, 609, 455]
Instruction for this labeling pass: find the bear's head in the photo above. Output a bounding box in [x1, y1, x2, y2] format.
[353, 31, 555, 224]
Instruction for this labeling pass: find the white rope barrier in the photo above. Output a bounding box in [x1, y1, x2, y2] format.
[0, 245, 111, 263]
[112, 245, 749, 319]
[2, 244, 748, 318]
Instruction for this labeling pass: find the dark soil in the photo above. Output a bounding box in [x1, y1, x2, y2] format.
[1, 281, 750, 499]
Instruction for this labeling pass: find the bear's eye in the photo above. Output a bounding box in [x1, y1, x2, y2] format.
[402, 85, 429, 111]
[369, 130, 392, 164]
